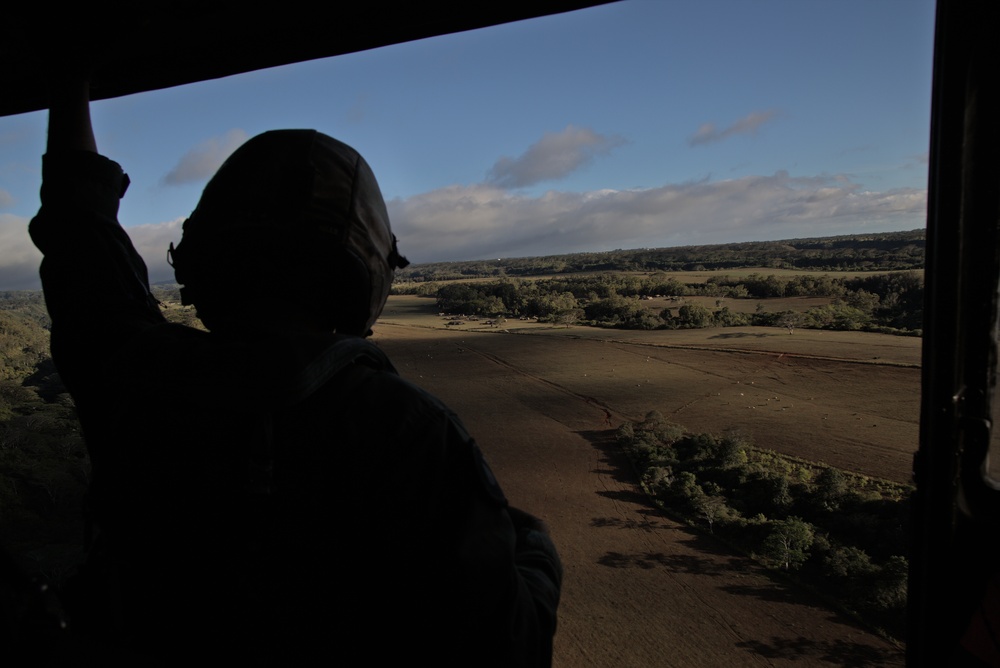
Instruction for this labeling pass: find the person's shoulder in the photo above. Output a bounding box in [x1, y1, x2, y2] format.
[341, 354, 450, 415]
[129, 321, 210, 355]
[121, 322, 211, 378]
[315, 341, 467, 429]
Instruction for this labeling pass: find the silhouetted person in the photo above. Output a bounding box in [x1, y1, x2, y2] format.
[30, 77, 561, 666]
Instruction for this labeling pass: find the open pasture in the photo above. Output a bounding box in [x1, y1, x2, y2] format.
[374, 294, 915, 666]
[647, 267, 914, 283]
[382, 293, 921, 485]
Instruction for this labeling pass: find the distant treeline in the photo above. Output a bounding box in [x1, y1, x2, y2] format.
[420, 270, 923, 335]
[395, 229, 925, 282]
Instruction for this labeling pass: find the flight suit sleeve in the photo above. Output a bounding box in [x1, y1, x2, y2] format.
[29, 149, 164, 333]
[28, 150, 166, 461]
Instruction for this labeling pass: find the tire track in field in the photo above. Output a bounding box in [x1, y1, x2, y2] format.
[446, 335, 768, 660]
[603, 341, 800, 418]
[452, 338, 636, 424]
[507, 328, 920, 368]
[599, 339, 917, 482]
[382, 322, 916, 482]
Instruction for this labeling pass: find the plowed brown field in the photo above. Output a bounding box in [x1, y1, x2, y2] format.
[372, 296, 917, 667]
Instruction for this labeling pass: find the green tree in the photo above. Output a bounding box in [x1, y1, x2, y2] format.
[745, 471, 793, 513]
[717, 432, 750, 469]
[552, 308, 584, 327]
[675, 303, 713, 329]
[670, 471, 700, 502]
[642, 466, 674, 497]
[823, 544, 874, 578]
[481, 295, 506, 316]
[762, 517, 815, 570]
[695, 493, 734, 534]
[713, 307, 750, 328]
[845, 288, 880, 314]
[639, 410, 675, 439]
[872, 555, 908, 611]
[815, 467, 848, 510]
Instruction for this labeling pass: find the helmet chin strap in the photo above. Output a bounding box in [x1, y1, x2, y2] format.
[388, 235, 410, 270]
[168, 241, 197, 306]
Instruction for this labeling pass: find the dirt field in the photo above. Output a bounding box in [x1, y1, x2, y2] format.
[372, 296, 914, 666]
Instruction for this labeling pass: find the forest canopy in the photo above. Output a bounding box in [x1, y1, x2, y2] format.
[395, 229, 925, 282]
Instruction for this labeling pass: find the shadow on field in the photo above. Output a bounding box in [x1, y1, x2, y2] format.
[578, 427, 845, 605]
[597, 551, 726, 575]
[717, 582, 800, 604]
[578, 428, 635, 482]
[594, 488, 648, 504]
[576, 424, 903, 664]
[709, 331, 775, 339]
[735, 636, 902, 667]
[581, 426, 746, 579]
[676, 535, 754, 570]
[589, 514, 662, 530]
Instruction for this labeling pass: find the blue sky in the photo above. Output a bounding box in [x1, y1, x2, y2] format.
[0, 0, 936, 290]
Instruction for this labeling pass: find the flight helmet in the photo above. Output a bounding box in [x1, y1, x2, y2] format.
[169, 130, 408, 335]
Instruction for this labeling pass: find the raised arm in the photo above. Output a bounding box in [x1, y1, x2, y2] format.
[46, 76, 97, 154]
[29, 73, 166, 467]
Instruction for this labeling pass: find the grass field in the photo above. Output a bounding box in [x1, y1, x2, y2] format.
[638, 267, 916, 283]
[401, 267, 914, 288]
[375, 294, 914, 666]
[381, 294, 920, 483]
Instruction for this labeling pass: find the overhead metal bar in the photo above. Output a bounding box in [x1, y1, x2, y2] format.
[2, 2, 614, 117]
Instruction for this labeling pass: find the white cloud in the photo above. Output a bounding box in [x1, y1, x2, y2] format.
[486, 125, 626, 189]
[388, 171, 926, 263]
[0, 188, 13, 209]
[0, 215, 184, 291]
[2, 173, 927, 291]
[163, 129, 249, 185]
[0, 214, 43, 290]
[689, 111, 779, 147]
[127, 217, 186, 285]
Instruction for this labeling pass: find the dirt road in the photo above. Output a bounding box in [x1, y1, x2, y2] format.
[373, 322, 907, 667]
